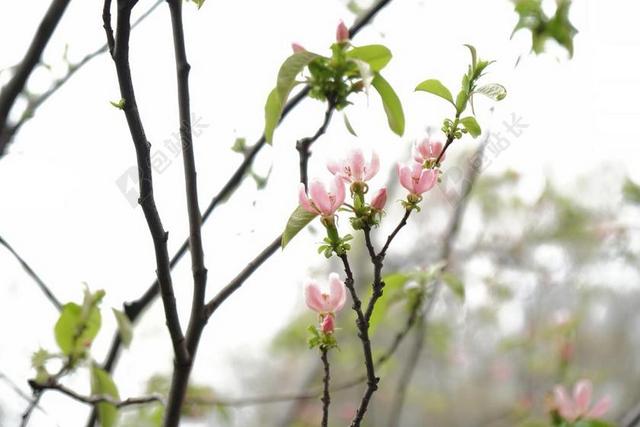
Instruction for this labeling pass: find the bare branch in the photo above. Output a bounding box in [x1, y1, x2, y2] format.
[0, 234, 61, 311]
[0, 0, 71, 156]
[29, 379, 163, 408]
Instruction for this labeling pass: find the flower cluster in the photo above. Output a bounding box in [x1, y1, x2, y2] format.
[551, 379, 611, 423]
[304, 273, 347, 348]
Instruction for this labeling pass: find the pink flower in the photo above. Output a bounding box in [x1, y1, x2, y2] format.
[321, 314, 335, 334]
[371, 187, 387, 210]
[414, 138, 445, 164]
[299, 176, 346, 217]
[304, 273, 347, 315]
[291, 42, 306, 54]
[397, 163, 438, 196]
[327, 148, 380, 184]
[553, 379, 611, 422]
[336, 20, 349, 43]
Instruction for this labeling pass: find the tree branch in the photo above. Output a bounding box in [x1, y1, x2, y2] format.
[0, 0, 71, 156]
[29, 379, 163, 408]
[338, 253, 379, 427]
[111, 0, 187, 362]
[296, 101, 334, 188]
[0, 234, 61, 311]
[320, 347, 331, 427]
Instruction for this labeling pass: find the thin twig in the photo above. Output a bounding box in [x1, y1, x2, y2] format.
[110, 0, 186, 362]
[296, 101, 335, 188]
[3, 0, 163, 148]
[163, 0, 208, 424]
[0, 0, 72, 156]
[339, 253, 379, 427]
[29, 380, 163, 408]
[320, 347, 331, 427]
[0, 234, 61, 311]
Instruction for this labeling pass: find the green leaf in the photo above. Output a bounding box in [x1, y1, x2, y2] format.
[112, 309, 133, 348]
[460, 116, 481, 138]
[264, 89, 282, 144]
[231, 137, 246, 153]
[415, 79, 455, 106]
[281, 206, 318, 248]
[464, 44, 478, 69]
[54, 303, 81, 355]
[372, 73, 405, 136]
[623, 178, 640, 204]
[276, 51, 319, 103]
[455, 90, 469, 113]
[91, 364, 119, 427]
[475, 83, 507, 101]
[343, 113, 358, 137]
[110, 99, 125, 110]
[192, 0, 205, 8]
[54, 293, 102, 357]
[346, 45, 392, 72]
[369, 273, 411, 334]
[441, 272, 465, 300]
[264, 51, 320, 144]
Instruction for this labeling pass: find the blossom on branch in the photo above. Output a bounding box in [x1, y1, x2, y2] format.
[336, 20, 349, 43]
[304, 273, 347, 334]
[299, 176, 346, 218]
[397, 162, 438, 196]
[414, 138, 445, 165]
[370, 187, 387, 211]
[327, 148, 380, 185]
[552, 379, 611, 422]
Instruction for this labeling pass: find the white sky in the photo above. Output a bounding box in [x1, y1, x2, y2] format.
[1, 0, 639, 425]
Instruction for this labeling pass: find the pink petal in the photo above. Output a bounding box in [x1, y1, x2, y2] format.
[298, 184, 317, 214]
[309, 180, 332, 216]
[371, 187, 387, 210]
[327, 272, 347, 312]
[364, 151, 380, 181]
[587, 397, 611, 419]
[304, 280, 325, 313]
[554, 386, 576, 421]
[398, 164, 413, 193]
[432, 141, 444, 160]
[330, 175, 346, 212]
[291, 43, 306, 54]
[349, 149, 365, 182]
[327, 159, 342, 176]
[415, 169, 437, 195]
[574, 380, 593, 415]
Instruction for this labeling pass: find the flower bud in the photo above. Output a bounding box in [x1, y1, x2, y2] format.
[371, 188, 387, 211]
[336, 21, 349, 43]
[291, 42, 305, 54]
[321, 314, 335, 334]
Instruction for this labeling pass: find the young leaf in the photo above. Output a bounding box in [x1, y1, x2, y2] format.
[346, 45, 392, 72]
[455, 90, 469, 113]
[281, 206, 318, 248]
[109, 99, 125, 110]
[91, 364, 120, 427]
[464, 44, 477, 69]
[112, 309, 133, 348]
[441, 272, 465, 300]
[372, 74, 405, 136]
[276, 51, 320, 103]
[475, 83, 507, 101]
[415, 79, 455, 106]
[264, 88, 282, 144]
[343, 113, 358, 137]
[54, 303, 83, 355]
[460, 116, 481, 137]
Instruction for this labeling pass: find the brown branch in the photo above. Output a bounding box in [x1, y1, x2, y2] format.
[320, 347, 331, 427]
[111, 0, 186, 362]
[0, 234, 61, 311]
[163, 0, 209, 424]
[29, 379, 163, 408]
[102, 0, 115, 58]
[338, 253, 379, 427]
[296, 101, 335, 188]
[5, 0, 162, 146]
[0, 0, 71, 156]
